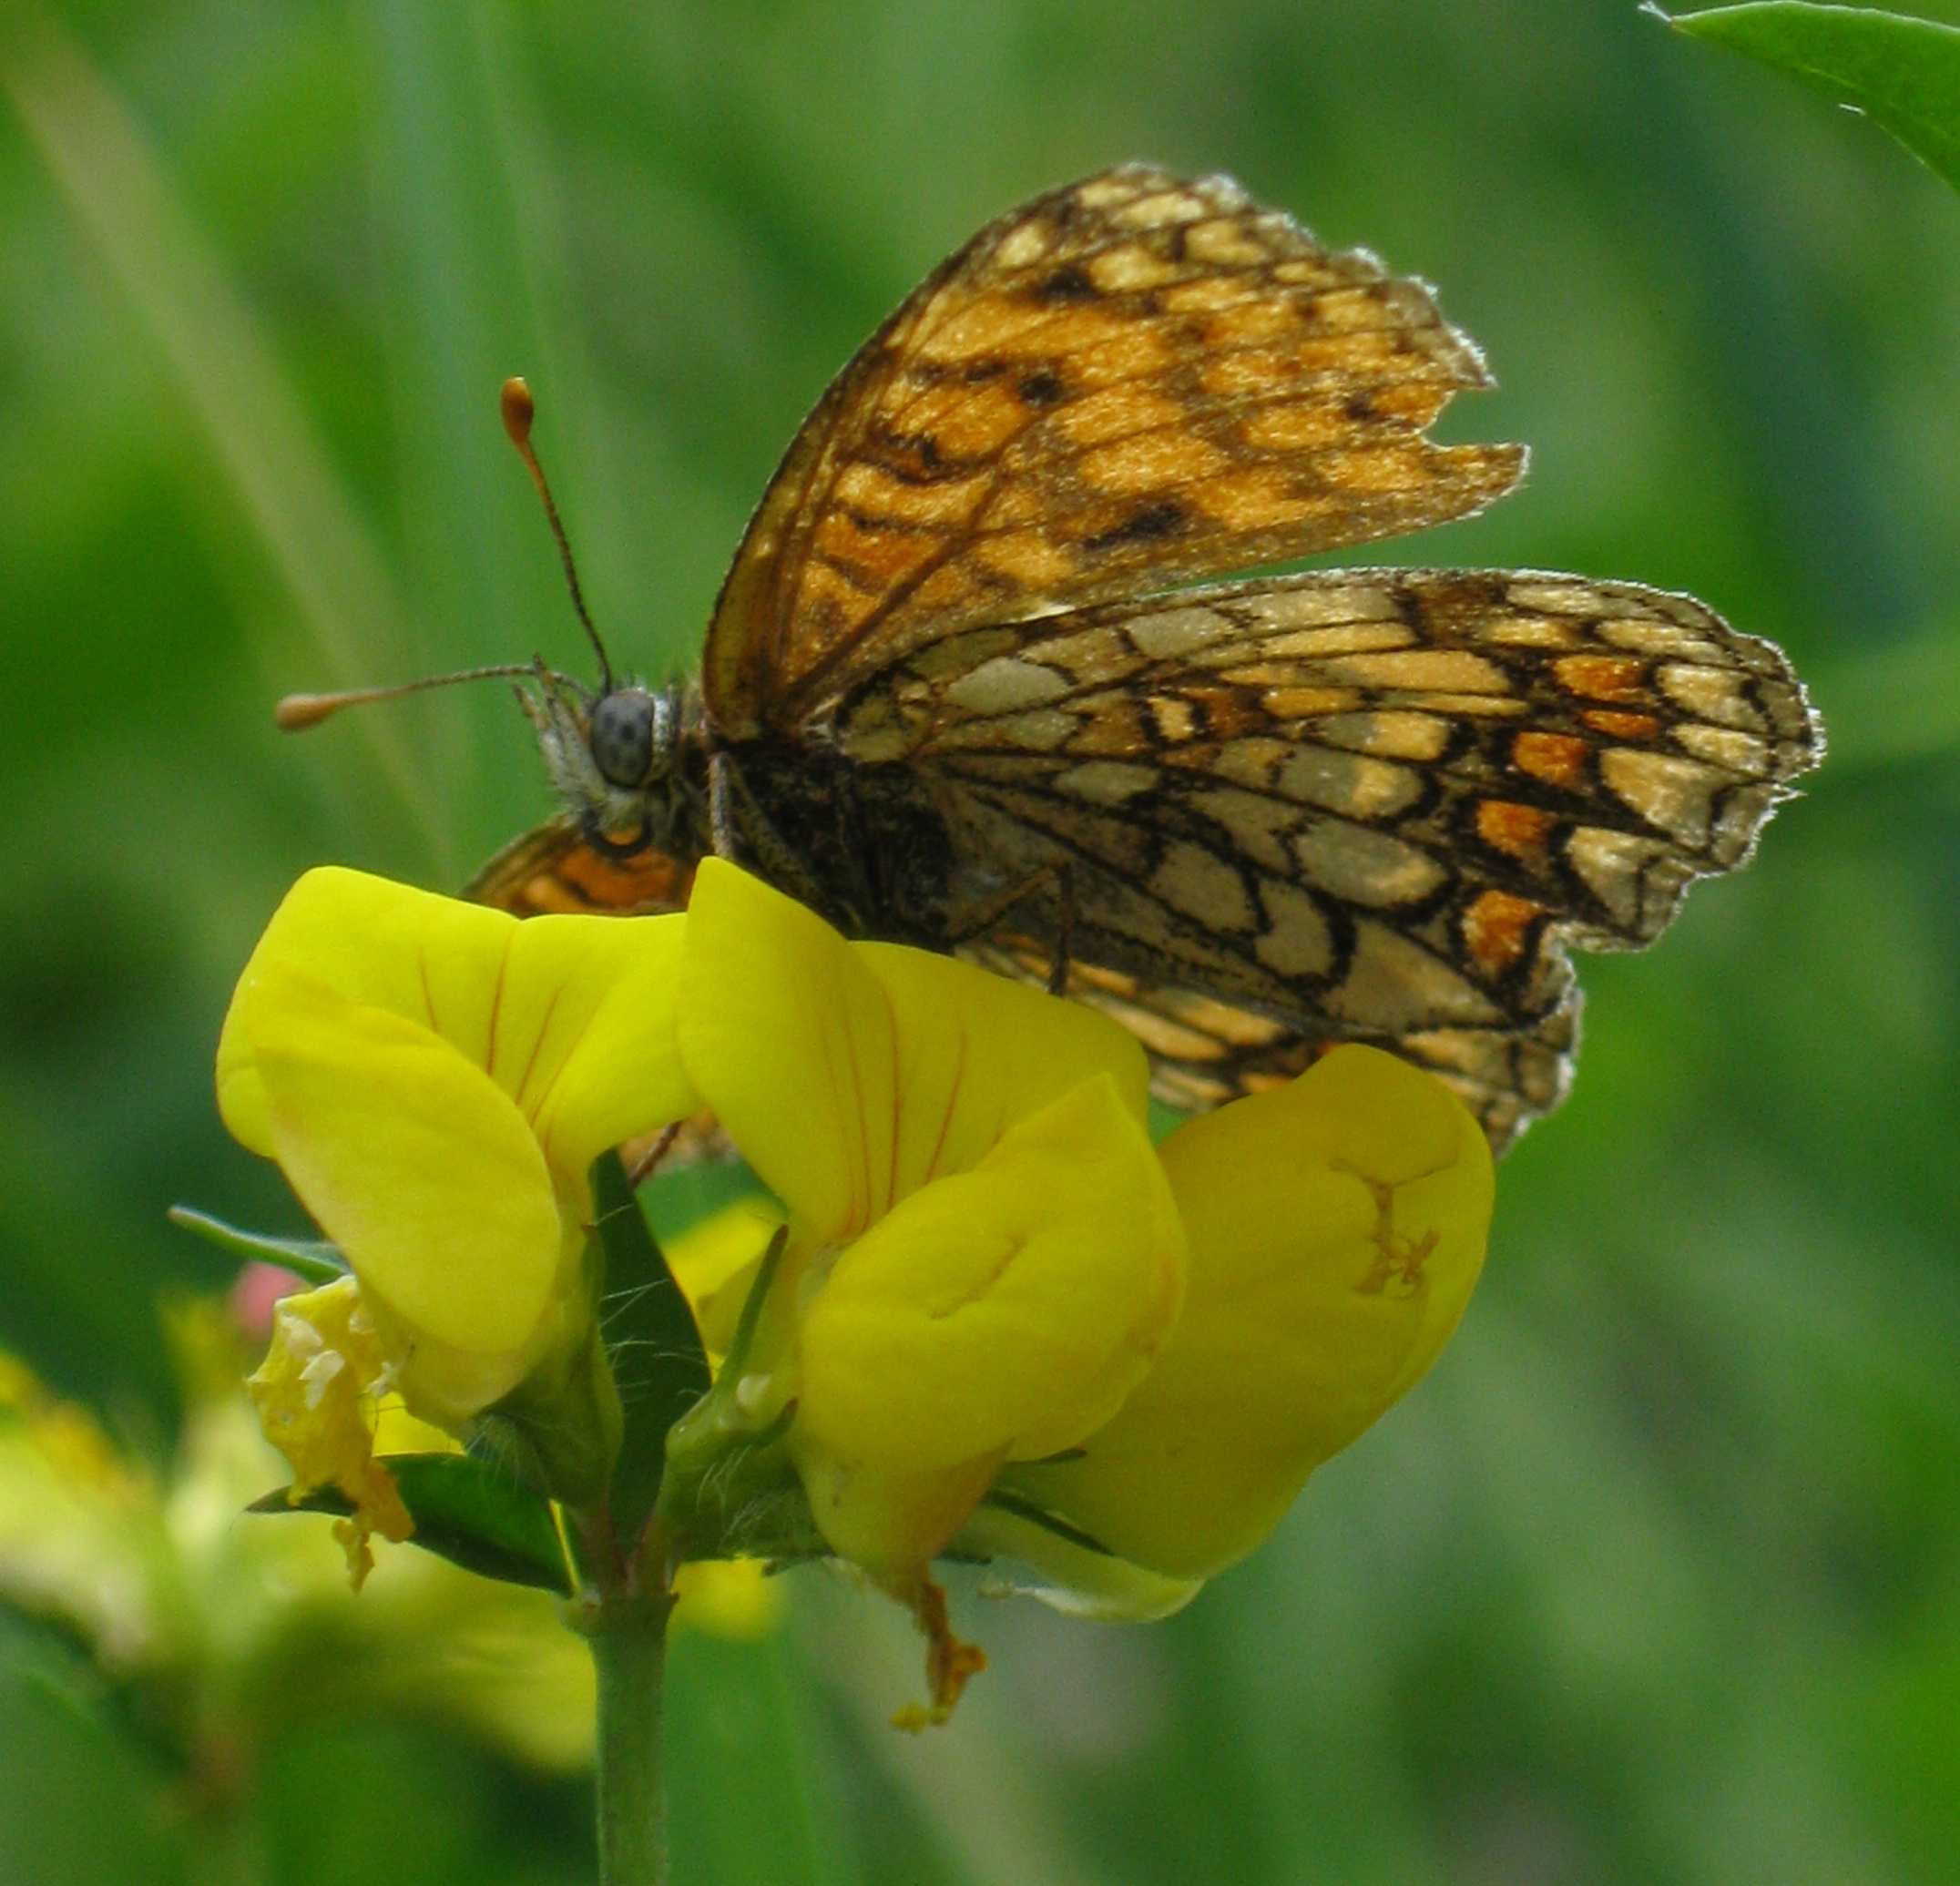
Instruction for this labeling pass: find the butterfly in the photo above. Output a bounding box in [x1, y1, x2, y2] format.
[451, 163, 1820, 1153]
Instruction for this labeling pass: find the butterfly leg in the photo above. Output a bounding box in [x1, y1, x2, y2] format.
[623, 1120, 686, 1189]
[944, 862, 1077, 994]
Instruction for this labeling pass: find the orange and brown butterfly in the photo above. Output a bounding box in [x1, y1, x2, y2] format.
[297, 164, 1822, 1153]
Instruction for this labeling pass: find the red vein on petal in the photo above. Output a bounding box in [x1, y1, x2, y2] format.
[514, 982, 566, 1126]
[921, 1021, 966, 1187]
[483, 930, 513, 1083]
[417, 948, 439, 1035]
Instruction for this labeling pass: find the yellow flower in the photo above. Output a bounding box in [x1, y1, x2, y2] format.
[218, 867, 690, 1511]
[216, 856, 1492, 1703]
[667, 861, 1186, 1589]
[969, 1044, 1494, 1616]
[657, 867, 1490, 1713]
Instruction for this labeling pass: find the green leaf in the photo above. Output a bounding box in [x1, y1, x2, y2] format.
[165, 1205, 346, 1286]
[589, 1152, 713, 1540]
[250, 1452, 570, 1593]
[1659, 4, 1960, 194]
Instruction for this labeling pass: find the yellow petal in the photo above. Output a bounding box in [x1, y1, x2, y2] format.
[505, 913, 696, 1180]
[1006, 1045, 1492, 1580]
[657, 1198, 785, 1358]
[794, 1447, 1005, 1575]
[219, 867, 693, 1177]
[248, 967, 566, 1371]
[676, 859, 898, 1239]
[677, 861, 1150, 1239]
[792, 1075, 1184, 1477]
[853, 939, 1152, 1191]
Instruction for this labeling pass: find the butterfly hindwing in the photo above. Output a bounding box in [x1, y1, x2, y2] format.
[836, 566, 1816, 1132]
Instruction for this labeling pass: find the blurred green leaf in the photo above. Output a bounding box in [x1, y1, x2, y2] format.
[1661, 3, 1960, 192]
[666, 1628, 856, 1886]
[0, 1617, 188, 1886]
[250, 1452, 571, 1594]
[166, 1203, 346, 1285]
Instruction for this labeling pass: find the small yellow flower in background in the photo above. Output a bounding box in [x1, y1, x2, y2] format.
[217, 867, 690, 1520]
[0, 1319, 600, 1779]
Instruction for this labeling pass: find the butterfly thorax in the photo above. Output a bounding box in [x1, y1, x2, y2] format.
[712, 737, 959, 946]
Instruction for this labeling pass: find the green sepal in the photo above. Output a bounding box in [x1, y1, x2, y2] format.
[1659, 3, 1960, 196]
[167, 1205, 348, 1286]
[589, 1151, 711, 1541]
[249, 1451, 571, 1594]
[657, 1230, 826, 1565]
[477, 1311, 622, 1512]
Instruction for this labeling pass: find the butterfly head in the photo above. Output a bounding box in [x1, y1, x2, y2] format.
[589, 685, 676, 790]
[520, 668, 699, 861]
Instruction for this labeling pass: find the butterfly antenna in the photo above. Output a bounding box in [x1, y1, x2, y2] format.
[500, 376, 615, 693]
[275, 662, 568, 732]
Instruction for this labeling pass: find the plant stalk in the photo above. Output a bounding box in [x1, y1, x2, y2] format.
[588, 1588, 674, 1886]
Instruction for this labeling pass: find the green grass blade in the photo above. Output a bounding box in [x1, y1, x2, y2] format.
[0, 9, 442, 864]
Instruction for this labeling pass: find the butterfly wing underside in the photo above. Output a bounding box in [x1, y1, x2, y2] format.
[465, 815, 695, 916]
[473, 164, 1818, 1150]
[840, 568, 1819, 1150]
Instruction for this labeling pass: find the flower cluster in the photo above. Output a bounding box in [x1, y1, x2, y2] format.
[219, 860, 1492, 1714]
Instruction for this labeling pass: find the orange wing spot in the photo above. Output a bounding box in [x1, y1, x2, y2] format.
[1199, 468, 1330, 530]
[1079, 429, 1228, 494]
[1199, 298, 1307, 349]
[1581, 709, 1662, 740]
[1511, 730, 1590, 790]
[1240, 399, 1353, 452]
[813, 510, 944, 590]
[975, 530, 1080, 587]
[1054, 385, 1188, 448]
[1462, 889, 1547, 977]
[1554, 654, 1648, 702]
[1475, 799, 1558, 862]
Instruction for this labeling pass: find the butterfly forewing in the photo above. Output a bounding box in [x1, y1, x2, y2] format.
[701, 163, 1525, 738]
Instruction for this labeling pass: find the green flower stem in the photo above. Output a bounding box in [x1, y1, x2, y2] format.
[587, 1585, 676, 1886]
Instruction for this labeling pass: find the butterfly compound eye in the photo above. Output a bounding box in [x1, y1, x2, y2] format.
[590, 688, 659, 788]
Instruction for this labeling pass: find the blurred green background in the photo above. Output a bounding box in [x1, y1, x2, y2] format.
[4, 1, 1957, 1881]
